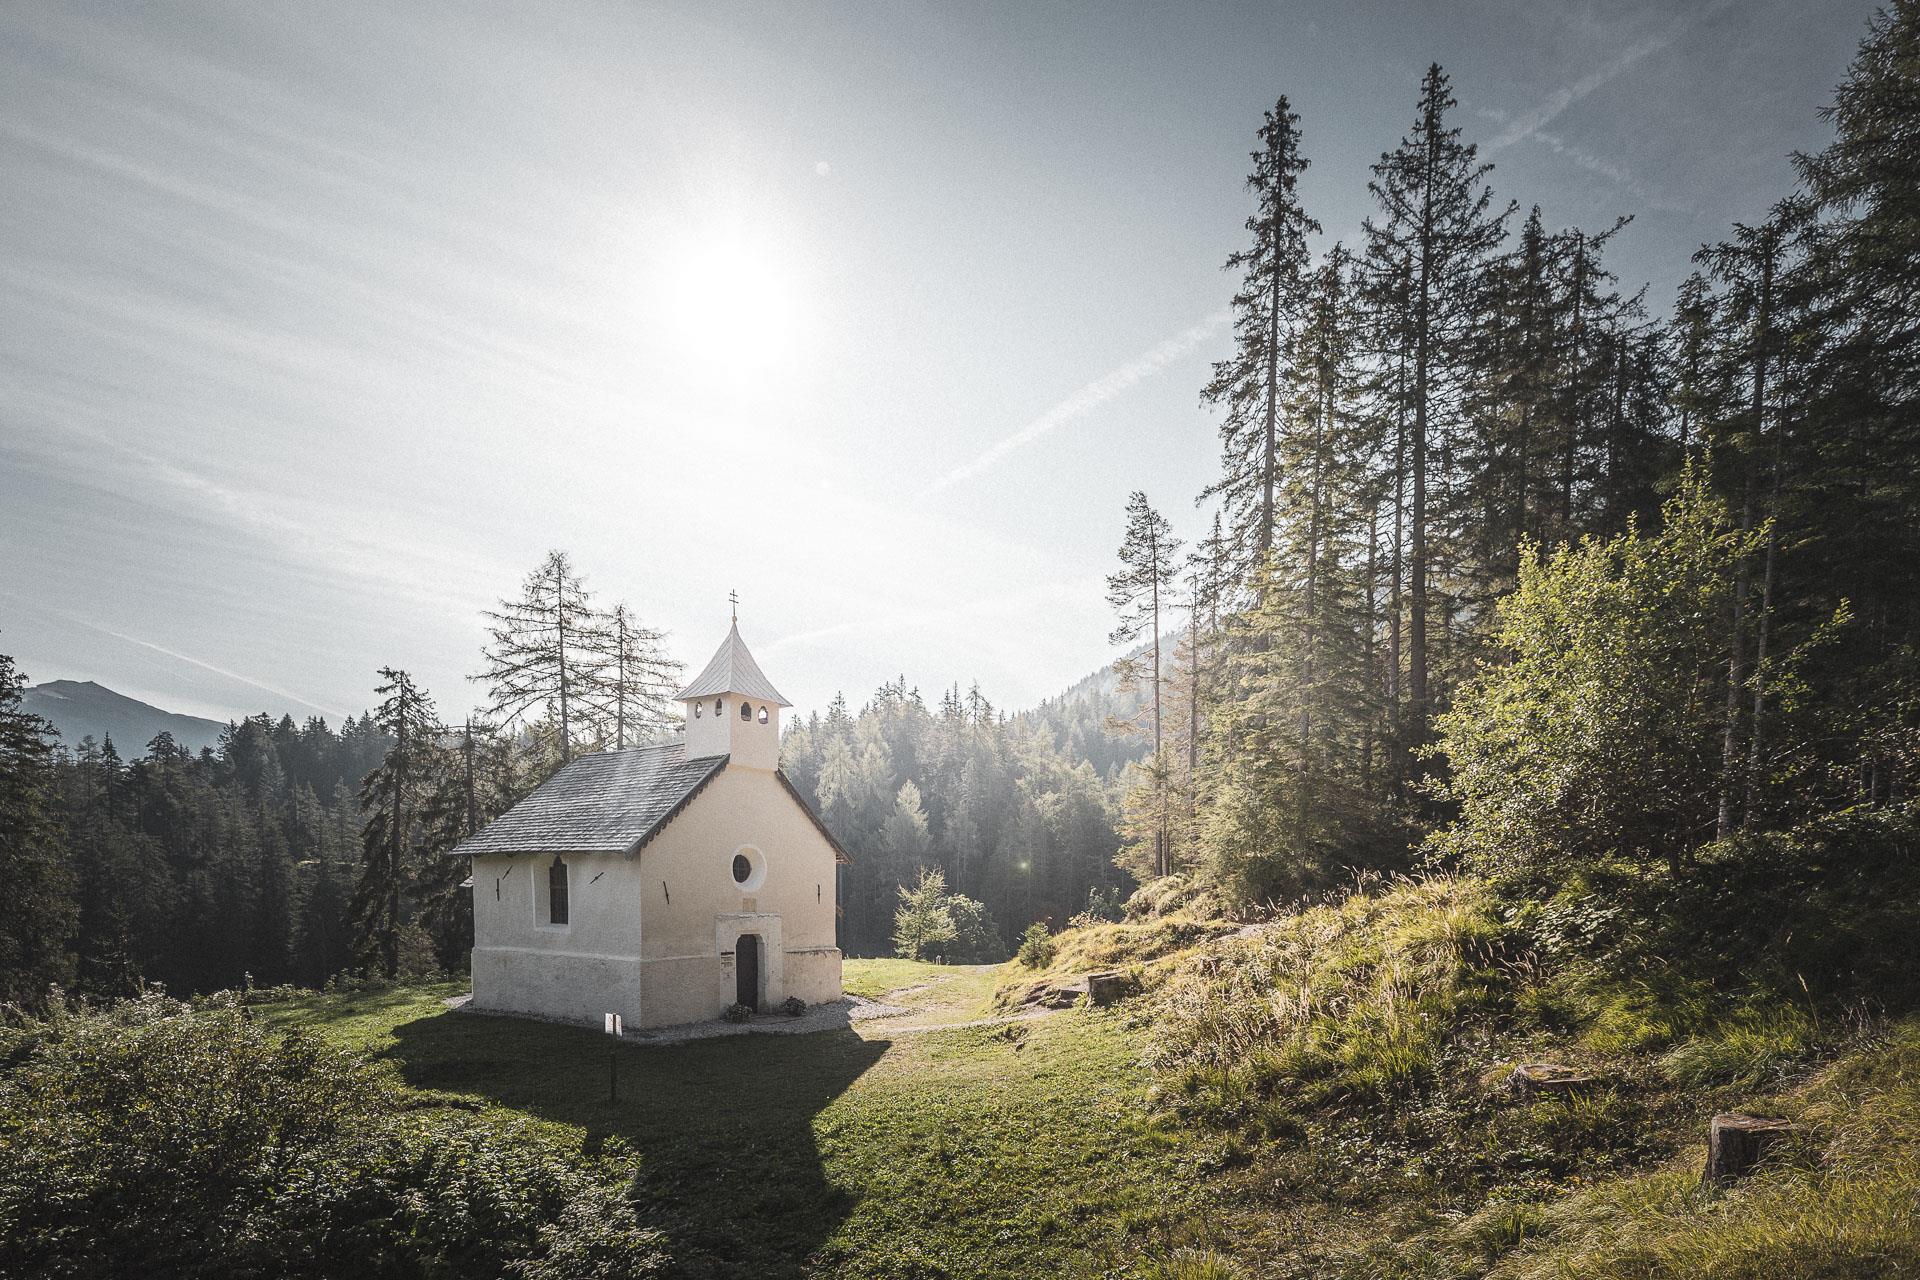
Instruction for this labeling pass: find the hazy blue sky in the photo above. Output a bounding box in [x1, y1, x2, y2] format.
[0, 0, 1878, 726]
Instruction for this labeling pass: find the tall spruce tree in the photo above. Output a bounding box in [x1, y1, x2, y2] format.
[350, 668, 443, 979]
[1362, 65, 1510, 779]
[1108, 492, 1182, 877]
[1202, 98, 1321, 580]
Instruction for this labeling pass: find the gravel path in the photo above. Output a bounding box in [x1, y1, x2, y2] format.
[448, 970, 1055, 1044]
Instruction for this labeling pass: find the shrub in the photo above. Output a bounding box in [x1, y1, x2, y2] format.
[780, 996, 807, 1017]
[723, 1002, 753, 1023]
[0, 993, 668, 1279]
[1432, 471, 1766, 883]
[1017, 922, 1056, 969]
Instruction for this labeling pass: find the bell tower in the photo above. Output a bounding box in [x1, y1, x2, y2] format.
[675, 614, 789, 771]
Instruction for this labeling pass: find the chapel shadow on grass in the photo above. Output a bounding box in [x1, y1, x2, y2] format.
[385, 1009, 888, 1279]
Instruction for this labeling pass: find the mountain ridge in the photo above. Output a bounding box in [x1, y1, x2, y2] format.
[22, 679, 230, 756]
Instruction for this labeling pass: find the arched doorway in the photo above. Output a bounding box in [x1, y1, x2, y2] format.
[735, 933, 761, 1011]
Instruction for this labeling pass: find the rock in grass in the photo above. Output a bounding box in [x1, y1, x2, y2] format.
[1086, 971, 1139, 1007]
[1505, 1062, 1599, 1097]
[1701, 1112, 1795, 1187]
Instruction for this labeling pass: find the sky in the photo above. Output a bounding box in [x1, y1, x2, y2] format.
[0, 0, 1881, 726]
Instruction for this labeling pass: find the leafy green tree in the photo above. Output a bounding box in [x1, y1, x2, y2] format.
[1432, 472, 1773, 882]
[892, 866, 958, 961]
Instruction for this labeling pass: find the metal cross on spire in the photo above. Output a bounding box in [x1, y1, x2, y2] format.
[728, 589, 739, 622]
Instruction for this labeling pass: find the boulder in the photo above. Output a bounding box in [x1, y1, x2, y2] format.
[1701, 1112, 1795, 1187]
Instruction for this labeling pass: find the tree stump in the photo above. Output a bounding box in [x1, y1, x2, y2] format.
[1086, 971, 1137, 1007]
[1506, 1062, 1599, 1098]
[1701, 1113, 1795, 1187]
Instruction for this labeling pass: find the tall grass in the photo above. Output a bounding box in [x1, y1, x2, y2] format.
[1148, 877, 1516, 1112]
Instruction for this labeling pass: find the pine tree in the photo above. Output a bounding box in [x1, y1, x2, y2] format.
[1202, 97, 1321, 579]
[476, 550, 603, 766]
[1361, 65, 1511, 778]
[583, 603, 683, 749]
[1698, 215, 1792, 836]
[350, 668, 443, 979]
[0, 654, 76, 1006]
[1107, 492, 1182, 877]
[892, 866, 958, 961]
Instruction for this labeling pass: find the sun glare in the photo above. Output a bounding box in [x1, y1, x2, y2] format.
[660, 231, 797, 376]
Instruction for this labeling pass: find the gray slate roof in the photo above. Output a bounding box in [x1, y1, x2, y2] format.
[452, 743, 728, 858]
[675, 621, 791, 706]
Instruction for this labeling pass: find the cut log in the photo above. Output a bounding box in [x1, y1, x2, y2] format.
[1506, 1062, 1599, 1098]
[1701, 1112, 1795, 1187]
[1086, 971, 1138, 1007]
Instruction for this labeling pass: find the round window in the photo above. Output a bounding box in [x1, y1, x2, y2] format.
[732, 853, 752, 884]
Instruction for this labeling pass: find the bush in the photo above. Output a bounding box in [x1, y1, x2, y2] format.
[1017, 922, 1056, 969]
[1432, 471, 1764, 883]
[723, 1002, 753, 1023]
[780, 996, 807, 1017]
[0, 993, 668, 1279]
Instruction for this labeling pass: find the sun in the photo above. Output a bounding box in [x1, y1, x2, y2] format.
[660, 231, 797, 376]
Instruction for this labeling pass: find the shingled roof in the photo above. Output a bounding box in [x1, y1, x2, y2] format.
[452, 743, 729, 858]
[675, 621, 792, 706]
[452, 741, 853, 864]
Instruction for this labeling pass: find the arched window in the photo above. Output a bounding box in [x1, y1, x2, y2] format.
[713, 698, 724, 717]
[757, 706, 769, 724]
[740, 700, 752, 721]
[548, 857, 569, 925]
[693, 701, 703, 718]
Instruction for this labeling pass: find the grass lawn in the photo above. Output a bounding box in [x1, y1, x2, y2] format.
[837, 956, 960, 998]
[260, 962, 1234, 1279]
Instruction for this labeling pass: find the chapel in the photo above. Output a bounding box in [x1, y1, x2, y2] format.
[462, 620, 846, 1029]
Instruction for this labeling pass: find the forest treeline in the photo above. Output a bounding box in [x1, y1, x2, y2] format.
[781, 676, 1141, 956]
[1107, 10, 1920, 906]
[0, 570, 1143, 999]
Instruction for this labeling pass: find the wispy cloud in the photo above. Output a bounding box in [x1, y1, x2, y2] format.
[918, 310, 1230, 498]
[1487, 0, 1738, 153]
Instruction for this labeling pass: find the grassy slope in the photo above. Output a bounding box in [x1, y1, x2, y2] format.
[262, 965, 1229, 1280]
[261, 898, 1920, 1280]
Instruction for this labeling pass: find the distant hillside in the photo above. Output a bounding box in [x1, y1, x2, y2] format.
[22, 680, 228, 755]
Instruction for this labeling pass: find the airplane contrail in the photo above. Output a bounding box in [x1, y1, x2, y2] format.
[919, 309, 1230, 498]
